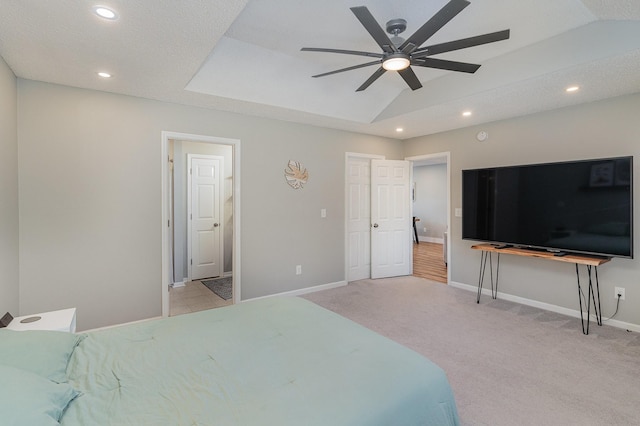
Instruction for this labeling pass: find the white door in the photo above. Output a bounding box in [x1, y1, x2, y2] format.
[371, 160, 412, 278]
[189, 156, 223, 280]
[347, 158, 372, 281]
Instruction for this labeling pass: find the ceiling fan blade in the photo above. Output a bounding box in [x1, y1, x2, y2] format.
[412, 29, 510, 58]
[301, 47, 383, 59]
[412, 57, 480, 73]
[312, 60, 381, 78]
[398, 67, 423, 91]
[350, 6, 396, 53]
[356, 67, 386, 91]
[400, 0, 470, 52]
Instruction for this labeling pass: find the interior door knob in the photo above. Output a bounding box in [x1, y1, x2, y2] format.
[213, 223, 219, 227]
[373, 223, 379, 228]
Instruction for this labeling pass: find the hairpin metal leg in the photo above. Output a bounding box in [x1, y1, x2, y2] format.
[477, 251, 500, 303]
[591, 266, 602, 326]
[575, 264, 603, 335]
[492, 253, 500, 299]
[575, 264, 590, 335]
[477, 251, 487, 303]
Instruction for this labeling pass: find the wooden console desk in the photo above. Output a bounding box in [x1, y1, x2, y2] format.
[471, 243, 611, 335]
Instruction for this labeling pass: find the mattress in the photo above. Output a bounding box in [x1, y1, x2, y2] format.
[56, 297, 459, 425]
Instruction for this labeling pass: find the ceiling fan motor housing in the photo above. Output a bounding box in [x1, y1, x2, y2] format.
[386, 18, 407, 36]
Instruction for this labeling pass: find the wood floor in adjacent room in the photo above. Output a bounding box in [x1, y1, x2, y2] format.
[413, 242, 447, 283]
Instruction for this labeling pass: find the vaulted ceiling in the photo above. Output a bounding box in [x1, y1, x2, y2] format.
[1, 0, 639, 139]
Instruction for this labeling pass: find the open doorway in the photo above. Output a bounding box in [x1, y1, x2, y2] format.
[170, 144, 232, 315]
[406, 153, 451, 284]
[161, 132, 241, 318]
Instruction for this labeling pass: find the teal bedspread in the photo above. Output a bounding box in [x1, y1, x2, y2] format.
[62, 297, 459, 425]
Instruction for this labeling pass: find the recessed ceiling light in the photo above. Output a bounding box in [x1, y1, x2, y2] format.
[462, 111, 472, 117]
[566, 85, 580, 93]
[97, 72, 112, 78]
[94, 6, 118, 20]
[396, 127, 404, 132]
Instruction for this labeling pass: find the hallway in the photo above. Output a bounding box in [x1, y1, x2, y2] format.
[413, 242, 447, 283]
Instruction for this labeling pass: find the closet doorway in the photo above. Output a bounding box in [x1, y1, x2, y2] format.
[406, 153, 450, 284]
[161, 132, 241, 318]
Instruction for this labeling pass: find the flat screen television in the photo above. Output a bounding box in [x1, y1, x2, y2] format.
[462, 156, 633, 258]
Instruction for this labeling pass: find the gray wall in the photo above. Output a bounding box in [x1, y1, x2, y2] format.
[14, 78, 640, 331]
[403, 93, 640, 327]
[0, 56, 18, 316]
[17, 79, 402, 330]
[413, 164, 447, 241]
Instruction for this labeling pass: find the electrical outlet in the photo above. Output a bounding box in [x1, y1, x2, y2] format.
[296, 265, 302, 275]
[614, 287, 625, 301]
[423, 227, 427, 233]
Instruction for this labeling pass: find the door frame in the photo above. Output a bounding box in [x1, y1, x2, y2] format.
[187, 154, 224, 281]
[161, 131, 241, 317]
[405, 152, 451, 284]
[344, 152, 385, 282]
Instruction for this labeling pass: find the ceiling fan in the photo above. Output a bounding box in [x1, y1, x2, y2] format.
[301, 0, 510, 92]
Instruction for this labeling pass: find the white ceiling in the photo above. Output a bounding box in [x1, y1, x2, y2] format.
[1, 0, 640, 139]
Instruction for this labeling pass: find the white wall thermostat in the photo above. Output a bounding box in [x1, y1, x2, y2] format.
[476, 131, 488, 141]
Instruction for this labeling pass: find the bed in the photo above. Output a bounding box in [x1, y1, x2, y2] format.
[1, 297, 459, 425]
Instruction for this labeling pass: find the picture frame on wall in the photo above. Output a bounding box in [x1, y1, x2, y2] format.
[589, 162, 614, 187]
[614, 158, 631, 186]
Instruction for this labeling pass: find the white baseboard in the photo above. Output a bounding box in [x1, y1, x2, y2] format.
[449, 281, 640, 333]
[82, 316, 162, 333]
[242, 280, 348, 303]
[171, 280, 186, 288]
[182, 274, 230, 285]
[86, 280, 344, 332]
[418, 236, 444, 244]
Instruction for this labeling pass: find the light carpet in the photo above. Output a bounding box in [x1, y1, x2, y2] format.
[302, 276, 640, 426]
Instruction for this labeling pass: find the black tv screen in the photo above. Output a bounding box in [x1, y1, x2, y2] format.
[462, 156, 633, 258]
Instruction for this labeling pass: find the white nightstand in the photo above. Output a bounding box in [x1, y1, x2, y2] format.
[7, 308, 76, 333]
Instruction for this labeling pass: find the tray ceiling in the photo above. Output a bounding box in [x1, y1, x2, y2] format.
[1, 0, 639, 138]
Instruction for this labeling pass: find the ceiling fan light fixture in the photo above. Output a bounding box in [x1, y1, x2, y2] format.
[382, 54, 410, 71]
